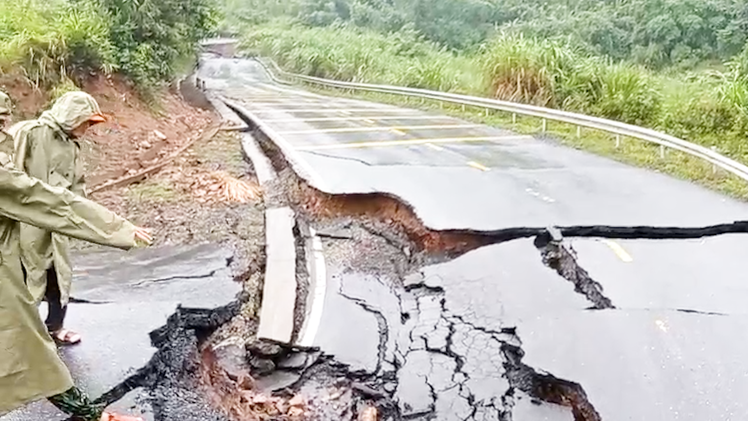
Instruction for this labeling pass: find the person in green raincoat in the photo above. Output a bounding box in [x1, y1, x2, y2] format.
[13, 91, 109, 345]
[0, 149, 151, 420]
[0, 91, 13, 153]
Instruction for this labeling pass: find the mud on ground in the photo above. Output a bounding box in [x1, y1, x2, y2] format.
[88, 130, 265, 305]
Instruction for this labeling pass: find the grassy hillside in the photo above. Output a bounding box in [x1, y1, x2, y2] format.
[221, 0, 748, 197]
[241, 20, 748, 156]
[0, 0, 218, 93]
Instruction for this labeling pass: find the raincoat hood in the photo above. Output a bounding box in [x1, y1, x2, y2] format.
[0, 92, 11, 116]
[39, 92, 105, 135]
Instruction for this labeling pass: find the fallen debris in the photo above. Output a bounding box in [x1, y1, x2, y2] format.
[90, 124, 222, 194]
[358, 405, 378, 421]
[190, 170, 262, 203]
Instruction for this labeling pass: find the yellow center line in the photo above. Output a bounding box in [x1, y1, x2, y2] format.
[467, 161, 490, 171]
[363, 119, 376, 124]
[276, 124, 480, 135]
[263, 116, 446, 123]
[295, 135, 531, 151]
[601, 239, 633, 262]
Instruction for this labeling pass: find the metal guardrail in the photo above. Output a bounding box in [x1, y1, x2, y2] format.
[255, 57, 748, 182]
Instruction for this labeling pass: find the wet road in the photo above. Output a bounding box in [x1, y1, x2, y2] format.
[1, 244, 240, 421]
[200, 57, 748, 420]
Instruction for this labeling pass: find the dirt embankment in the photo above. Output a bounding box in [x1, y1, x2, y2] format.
[1, 73, 264, 287]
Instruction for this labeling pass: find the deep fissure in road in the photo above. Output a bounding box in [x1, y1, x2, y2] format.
[535, 231, 615, 310]
[223, 111, 602, 420]
[217, 101, 748, 420]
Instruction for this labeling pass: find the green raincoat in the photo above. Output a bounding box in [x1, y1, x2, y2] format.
[0, 152, 137, 415]
[0, 92, 12, 157]
[13, 92, 101, 306]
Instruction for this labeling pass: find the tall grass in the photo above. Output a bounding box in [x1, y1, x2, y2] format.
[0, 0, 218, 91]
[241, 20, 485, 93]
[243, 19, 748, 171]
[0, 0, 115, 87]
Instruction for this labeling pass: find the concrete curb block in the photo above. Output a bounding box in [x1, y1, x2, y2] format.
[210, 90, 299, 344]
[203, 87, 249, 131]
[258, 207, 297, 344]
[296, 226, 327, 348]
[216, 91, 327, 347]
[240, 133, 276, 186]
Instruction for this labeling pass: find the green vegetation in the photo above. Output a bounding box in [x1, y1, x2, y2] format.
[0, 0, 218, 90]
[219, 0, 748, 196]
[221, 0, 748, 68]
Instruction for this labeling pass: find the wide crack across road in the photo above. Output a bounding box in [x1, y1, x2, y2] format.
[217, 97, 748, 421]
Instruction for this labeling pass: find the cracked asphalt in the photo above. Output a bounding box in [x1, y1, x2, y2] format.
[199, 56, 748, 420]
[1, 244, 241, 421]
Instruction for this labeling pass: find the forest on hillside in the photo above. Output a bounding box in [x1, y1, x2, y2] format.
[221, 0, 748, 166]
[222, 0, 748, 69]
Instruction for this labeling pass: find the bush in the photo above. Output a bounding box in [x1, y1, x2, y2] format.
[0, 0, 115, 87]
[481, 33, 660, 125]
[0, 0, 218, 90]
[481, 33, 577, 106]
[100, 0, 219, 88]
[590, 63, 661, 126]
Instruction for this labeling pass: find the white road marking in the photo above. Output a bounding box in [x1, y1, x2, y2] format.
[297, 228, 327, 347]
[525, 187, 556, 203]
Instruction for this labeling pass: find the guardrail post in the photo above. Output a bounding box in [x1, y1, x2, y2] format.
[712, 146, 718, 174]
[485, 108, 489, 117]
[576, 126, 581, 138]
[257, 58, 748, 183]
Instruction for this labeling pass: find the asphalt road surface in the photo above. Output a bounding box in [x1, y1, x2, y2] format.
[1, 244, 239, 421]
[200, 57, 748, 421]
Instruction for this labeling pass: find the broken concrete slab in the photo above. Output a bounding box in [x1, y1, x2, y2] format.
[255, 371, 301, 393]
[60, 302, 175, 397]
[277, 351, 320, 371]
[257, 207, 298, 344]
[571, 236, 748, 315]
[311, 271, 382, 374]
[212, 342, 250, 381]
[416, 240, 592, 326]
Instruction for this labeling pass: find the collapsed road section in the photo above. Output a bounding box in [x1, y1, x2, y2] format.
[192, 55, 748, 421]
[13, 55, 746, 421]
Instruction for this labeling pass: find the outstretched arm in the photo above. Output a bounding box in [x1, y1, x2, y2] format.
[0, 163, 142, 250]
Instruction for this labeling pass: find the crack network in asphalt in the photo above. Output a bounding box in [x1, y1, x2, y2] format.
[220, 95, 748, 421]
